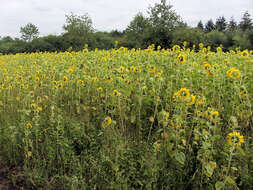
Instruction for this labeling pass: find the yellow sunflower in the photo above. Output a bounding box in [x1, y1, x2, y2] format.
[177, 54, 186, 64]
[186, 95, 196, 106]
[226, 68, 241, 79]
[178, 88, 190, 99]
[113, 89, 119, 96]
[210, 111, 219, 120]
[241, 50, 249, 57]
[203, 63, 212, 72]
[227, 131, 244, 146]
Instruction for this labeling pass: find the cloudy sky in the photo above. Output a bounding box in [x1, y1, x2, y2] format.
[0, 0, 252, 38]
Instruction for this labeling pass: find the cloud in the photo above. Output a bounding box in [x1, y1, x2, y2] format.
[0, 0, 252, 38]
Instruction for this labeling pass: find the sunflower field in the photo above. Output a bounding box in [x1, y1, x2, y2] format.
[0, 44, 252, 189]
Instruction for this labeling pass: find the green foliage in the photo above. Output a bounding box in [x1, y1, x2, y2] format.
[239, 11, 253, 31]
[197, 20, 204, 31]
[172, 27, 205, 47]
[205, 19, 216, 33]
[124, 13, 150, 48]
[146, 0, 185, 47]
[0, 46, 252, 189]
[227, 17, 238, 31]
[20, 23, 39, 42]
[206, 30, 228, 49]
[232, 30, 252, 50]
[215, 16, 227, 32]
[62, 12, 94, 51]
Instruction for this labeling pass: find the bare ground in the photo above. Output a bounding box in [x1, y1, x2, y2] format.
[0, 163, 28, 190]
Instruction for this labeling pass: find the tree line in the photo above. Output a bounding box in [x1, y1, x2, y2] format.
[0, 0, 253, 54]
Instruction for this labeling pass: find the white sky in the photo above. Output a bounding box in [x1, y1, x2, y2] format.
[0, 0, 252, 38]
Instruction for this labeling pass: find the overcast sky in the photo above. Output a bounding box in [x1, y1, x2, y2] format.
[0, 0, 252, 38]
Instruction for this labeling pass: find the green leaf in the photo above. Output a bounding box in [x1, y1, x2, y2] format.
[215, 181, 225, 190]
[174, 152, 185, 165]
[231, 167, 238, 171]
[236, 147, 245, 156]
[205, 163, 214, 177]
[225, 176, 235, 185]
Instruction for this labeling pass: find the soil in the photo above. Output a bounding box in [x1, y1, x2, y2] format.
[0, 163, 27, 190]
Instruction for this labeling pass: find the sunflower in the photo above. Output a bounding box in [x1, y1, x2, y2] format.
[199, 43, 204, 49]
[172, 45, 181, 52]
[92, 77, 99, 83]
[113, 89, 119, 96]
[130, 66, 136, 72]
[119, 66, 125, 72]
[216, 47, 222, 52]
[105, 116, 112, 126]
[210, 111, 219, 120]
[26, 122, 33, 129]
[149, 66, 156, 73]
[227, 68, 241, 79]
[227, 131, 244, 146]
[203, 63, 212, 72]
[178, 88, 190, 99]
[102, 116, 112, 128]
[177, 54, 186, 64]
[240, 87, 247, 95]
[241, 50, 249, 57]
[63, 76, 68, 82]
[186, 95, 196, 106]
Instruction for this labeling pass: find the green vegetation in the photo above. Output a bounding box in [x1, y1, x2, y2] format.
[0, 0, 253, 54]
[0, 45, 252, 189]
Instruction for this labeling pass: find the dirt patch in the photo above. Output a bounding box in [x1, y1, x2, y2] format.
[0, 163, 28, 190]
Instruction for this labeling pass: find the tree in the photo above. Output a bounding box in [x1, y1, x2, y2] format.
[148, 0, 183, 31]
[146, 0, 184, 47]
[227, 17, 238, 31]
[215, 16, 227, 32]
[172, 27, 205, 47]
[63, 12, 94, 50]
[205, 19, 215, 33]
[63, 12, 93, 36]
[197, 20, 204, 31]
[124, 13, 150, 48]
[20, 23, 39, 42]
[239, 11, 253, 31]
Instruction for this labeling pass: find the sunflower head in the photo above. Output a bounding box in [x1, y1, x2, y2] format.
[241, 50, 249, 57]
[178, 88, 190, 99]
[203, 63, 212, 71]
[186, 95, 196, 106]
[113, 89, 119, 96]
[227, 68, 241, 79]
[227, 131, 244, 146]
[177, 54, 186, 64]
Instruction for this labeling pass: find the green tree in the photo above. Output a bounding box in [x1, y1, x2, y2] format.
[63, 12, 94, 50]
[206, 30, 228, 50]
[227, 17, 238, 31]
[215, 16, 227, 32]
[147, 0, 184, 47]
[20, 23, 39, 42]
[197, 20, 204, 31]
[205, 19, 215, 33]
[239, 11, 253, 31]
[172, 27, 205, 47]
[63, 12, 93, 36]
[124, 13, 150, 48]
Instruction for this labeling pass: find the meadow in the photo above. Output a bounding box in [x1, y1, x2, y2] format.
[0, 44, 252, 189]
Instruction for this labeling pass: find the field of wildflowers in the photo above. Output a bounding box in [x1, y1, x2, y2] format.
[0, 44, 252, 189]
